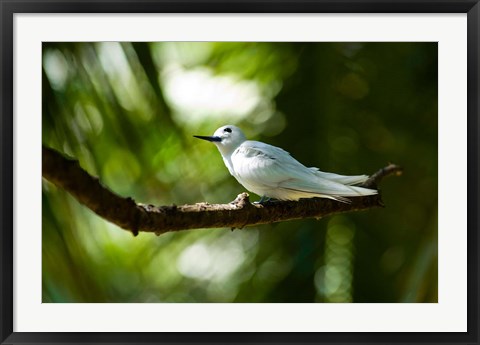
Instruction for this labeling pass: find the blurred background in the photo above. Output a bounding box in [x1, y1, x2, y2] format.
[42, 42, 437, 303]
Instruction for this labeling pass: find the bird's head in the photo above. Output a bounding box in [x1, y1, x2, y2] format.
[194, 125, 246, 156]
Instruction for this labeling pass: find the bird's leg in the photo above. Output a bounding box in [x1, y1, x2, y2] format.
[260, 195, 271, 204]
[253, 195, 271, 205]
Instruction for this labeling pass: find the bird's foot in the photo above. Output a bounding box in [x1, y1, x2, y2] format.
[253, 196, 273, 205]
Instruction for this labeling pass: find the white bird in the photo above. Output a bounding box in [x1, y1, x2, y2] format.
[194, 125, 377, 203]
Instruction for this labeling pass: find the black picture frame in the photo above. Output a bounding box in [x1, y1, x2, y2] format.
[1, 1, 478, 344]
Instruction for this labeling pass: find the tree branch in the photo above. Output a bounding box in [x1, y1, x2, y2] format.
[42, 146, 402, 236]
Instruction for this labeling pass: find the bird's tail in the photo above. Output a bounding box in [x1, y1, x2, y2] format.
[280, 178, 377, 204]
[309, 168, 369, 185]
[342, 185, 377, 196]
[326, 185, 377, 203]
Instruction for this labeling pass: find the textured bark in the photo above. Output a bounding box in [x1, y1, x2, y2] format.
[42, 146, 402, 236]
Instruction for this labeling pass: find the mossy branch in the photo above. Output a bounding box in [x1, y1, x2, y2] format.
[42, 146, 402, 236]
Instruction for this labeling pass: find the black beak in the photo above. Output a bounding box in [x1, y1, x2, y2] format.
[193, 135, 222, 142]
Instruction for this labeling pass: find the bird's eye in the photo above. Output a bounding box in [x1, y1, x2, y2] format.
[224, 128, 232, 133]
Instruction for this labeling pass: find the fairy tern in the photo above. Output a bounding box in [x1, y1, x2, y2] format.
[194, 125, 377, 203]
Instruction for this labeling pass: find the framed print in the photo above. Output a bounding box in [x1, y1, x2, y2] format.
[1, 1, 479, 344]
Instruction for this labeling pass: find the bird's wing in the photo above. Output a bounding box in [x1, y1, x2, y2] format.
[232, 141, 312, 185]
[232, 141, 376, 197]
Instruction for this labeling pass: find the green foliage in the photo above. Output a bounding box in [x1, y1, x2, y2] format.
[42, 42, 437, 303]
